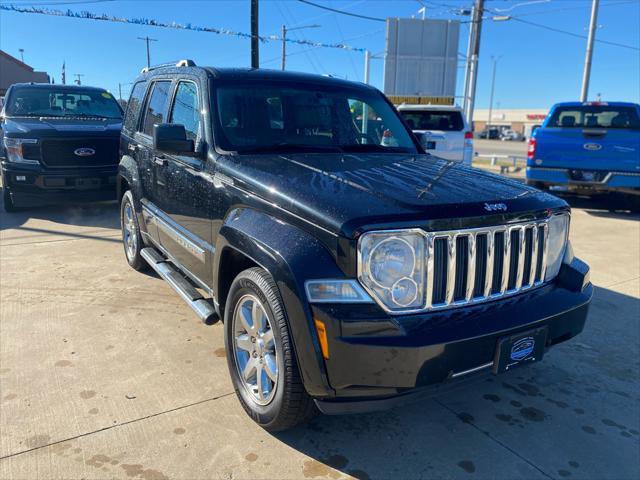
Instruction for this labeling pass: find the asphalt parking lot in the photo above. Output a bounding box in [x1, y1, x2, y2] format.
[1, 183, 639, 479]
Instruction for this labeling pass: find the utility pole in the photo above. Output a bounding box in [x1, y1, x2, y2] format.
[362, 50, 372, 141]
[580, 0, 599, 102]
[137, 36, 158, 69]
[251, 0, 259, 68]
[487, 56, 500, 129]
[464, 0, 485, 128]
[280, 23, 320, 70]
[18, 49, 24, 63]
[74, 74, 85, 85]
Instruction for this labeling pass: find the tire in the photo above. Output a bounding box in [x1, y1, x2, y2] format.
[2, 188, 17, 213]
[224, 267, 317, 431]
[120, 190, 147, 271]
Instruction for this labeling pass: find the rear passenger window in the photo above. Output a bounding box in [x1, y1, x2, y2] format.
[142, 81, 172, 136]
[170, 82, 200, 141]
[123, 81, 147, 134]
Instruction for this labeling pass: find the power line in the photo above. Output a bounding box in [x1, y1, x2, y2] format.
[296, 0, 386, 22]
[506, 15, 640, 51]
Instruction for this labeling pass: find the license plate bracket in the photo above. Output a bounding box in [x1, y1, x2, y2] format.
[493, 327, 548, 374]
[75, 178, 101, 190]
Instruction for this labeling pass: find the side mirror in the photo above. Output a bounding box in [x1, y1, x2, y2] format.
[153, 124, 195, 155]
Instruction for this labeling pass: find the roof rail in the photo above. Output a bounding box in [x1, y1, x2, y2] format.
[141, 59, 196, 74]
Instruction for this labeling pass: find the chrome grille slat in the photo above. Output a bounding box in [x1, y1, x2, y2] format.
[527, 225, 539, 288]
[465, 234, 476, 302]
[484, 232, 494, 298]
[424, 220, 549, 311]
[445, 234, 457, 305]
[515, 226, 526, 290]
[500, 227, 511, 295]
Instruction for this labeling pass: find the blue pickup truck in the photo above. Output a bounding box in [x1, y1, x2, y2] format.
[526, 101, 640, 209]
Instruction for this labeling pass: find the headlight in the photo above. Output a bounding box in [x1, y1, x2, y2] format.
[358, 230, 425, 312]
[545, 213, 570, 281]
[3, 138, 39, 164]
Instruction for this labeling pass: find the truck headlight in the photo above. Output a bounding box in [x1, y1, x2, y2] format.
[545, 213, 570, 281]
[3, 138, 39, 164]
[358, 230, 425, 312]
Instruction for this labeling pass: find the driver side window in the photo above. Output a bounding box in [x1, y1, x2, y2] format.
[170, 82, 200, 142]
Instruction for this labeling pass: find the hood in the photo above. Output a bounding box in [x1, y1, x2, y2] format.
[219, 152, 565, 237]
[2, 116, 122, 138]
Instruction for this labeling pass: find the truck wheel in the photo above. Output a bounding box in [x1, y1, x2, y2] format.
[120, 190, 147, 271]
[224, 267, 317, 431]
[2, 188, 17, 213]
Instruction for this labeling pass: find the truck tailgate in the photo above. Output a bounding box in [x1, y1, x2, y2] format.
[535, 128, 640, 172]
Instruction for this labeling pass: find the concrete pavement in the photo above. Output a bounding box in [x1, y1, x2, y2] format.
[1, 192, 638, 480]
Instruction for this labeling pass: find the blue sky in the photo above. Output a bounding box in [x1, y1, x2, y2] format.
[1, 0, 638, 109]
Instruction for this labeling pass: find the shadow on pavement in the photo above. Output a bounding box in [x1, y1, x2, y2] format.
[0, 185, 119, 232]
[556, 194, 639, 221]
[273, 285, 639, 480]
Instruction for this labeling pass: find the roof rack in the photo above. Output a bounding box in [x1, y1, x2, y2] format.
[141, 59, 196, 74]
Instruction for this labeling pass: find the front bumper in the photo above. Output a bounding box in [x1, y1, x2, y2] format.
[311, 257, 592, 414]
[526, 166, 640, 196]
[1, 161, 117, 207]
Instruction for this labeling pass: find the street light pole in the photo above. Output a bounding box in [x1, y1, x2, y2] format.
[137, 36, 158, 69]
[281, 25, 287, 70]
[487, 56, 500, 129]
[280, 23, 321, 71]
[464, 0, 485, 128]
[580, 0, 599, 102]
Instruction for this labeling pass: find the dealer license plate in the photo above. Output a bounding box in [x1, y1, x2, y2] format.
[493, 327, 548, 374]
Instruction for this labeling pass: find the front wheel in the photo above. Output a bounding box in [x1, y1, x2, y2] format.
[2, 188, 17, 213]
[224, 267, 317, 431]
[120, 190, 147, 271]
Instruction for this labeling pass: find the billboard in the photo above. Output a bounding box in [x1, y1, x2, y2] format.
[383, 18, 460, 100]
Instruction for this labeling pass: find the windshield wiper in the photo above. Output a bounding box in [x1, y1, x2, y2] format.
[339, 144, 413, 153]
[65, 113, 117, 119]
[239, 143, 343, 154]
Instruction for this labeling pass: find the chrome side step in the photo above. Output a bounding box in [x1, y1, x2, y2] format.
[141, 247, 218, 325]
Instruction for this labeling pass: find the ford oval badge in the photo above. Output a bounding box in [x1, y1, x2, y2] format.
[510, 337, 535, 361]
[583, 143, 602, 151]
[74, 147, 96, 157]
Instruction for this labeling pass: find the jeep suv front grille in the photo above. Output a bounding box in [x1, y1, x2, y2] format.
[426, 221, 548, 310]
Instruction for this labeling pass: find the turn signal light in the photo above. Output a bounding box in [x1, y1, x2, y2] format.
[314, 318, 330, 359]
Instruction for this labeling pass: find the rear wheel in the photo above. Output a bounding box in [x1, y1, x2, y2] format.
[224, 267, 317, 431]
[120, 190, 147, 271]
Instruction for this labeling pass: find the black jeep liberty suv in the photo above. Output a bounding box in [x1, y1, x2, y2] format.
[117, 60, 592, 431]
[1, 83, 123, 211]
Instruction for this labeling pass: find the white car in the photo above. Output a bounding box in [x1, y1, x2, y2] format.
[396, 104, 473, 165]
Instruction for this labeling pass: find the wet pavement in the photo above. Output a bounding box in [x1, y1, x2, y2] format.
[1, 191, 638, 480]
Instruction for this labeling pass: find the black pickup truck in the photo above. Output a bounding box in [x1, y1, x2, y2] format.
[1, 83, 122, 212]
[117, 61, 592, 431]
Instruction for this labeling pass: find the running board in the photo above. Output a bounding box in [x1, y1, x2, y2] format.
[141, 247, 218, 325]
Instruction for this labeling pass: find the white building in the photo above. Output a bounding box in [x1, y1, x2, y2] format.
[472, 108, 549, 136]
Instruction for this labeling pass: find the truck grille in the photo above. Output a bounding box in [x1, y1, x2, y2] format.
[40, 138, 119, 168]
[425, 221, 548, 310]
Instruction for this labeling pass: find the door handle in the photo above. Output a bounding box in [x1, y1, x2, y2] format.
[127, 143, 138, 152]
[154, 156, 168, 167]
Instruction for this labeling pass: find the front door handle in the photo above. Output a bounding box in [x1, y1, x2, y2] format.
[154, 156, 168, 167]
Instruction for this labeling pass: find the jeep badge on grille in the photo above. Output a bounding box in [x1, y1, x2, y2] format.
[484, 202, 508, 212]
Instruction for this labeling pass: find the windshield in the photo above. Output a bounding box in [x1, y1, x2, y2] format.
[5, 86, 122, 119]
[548, 105, 640, 130]
[214, 82, 418, 154]
[399, 109, 464, 132]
